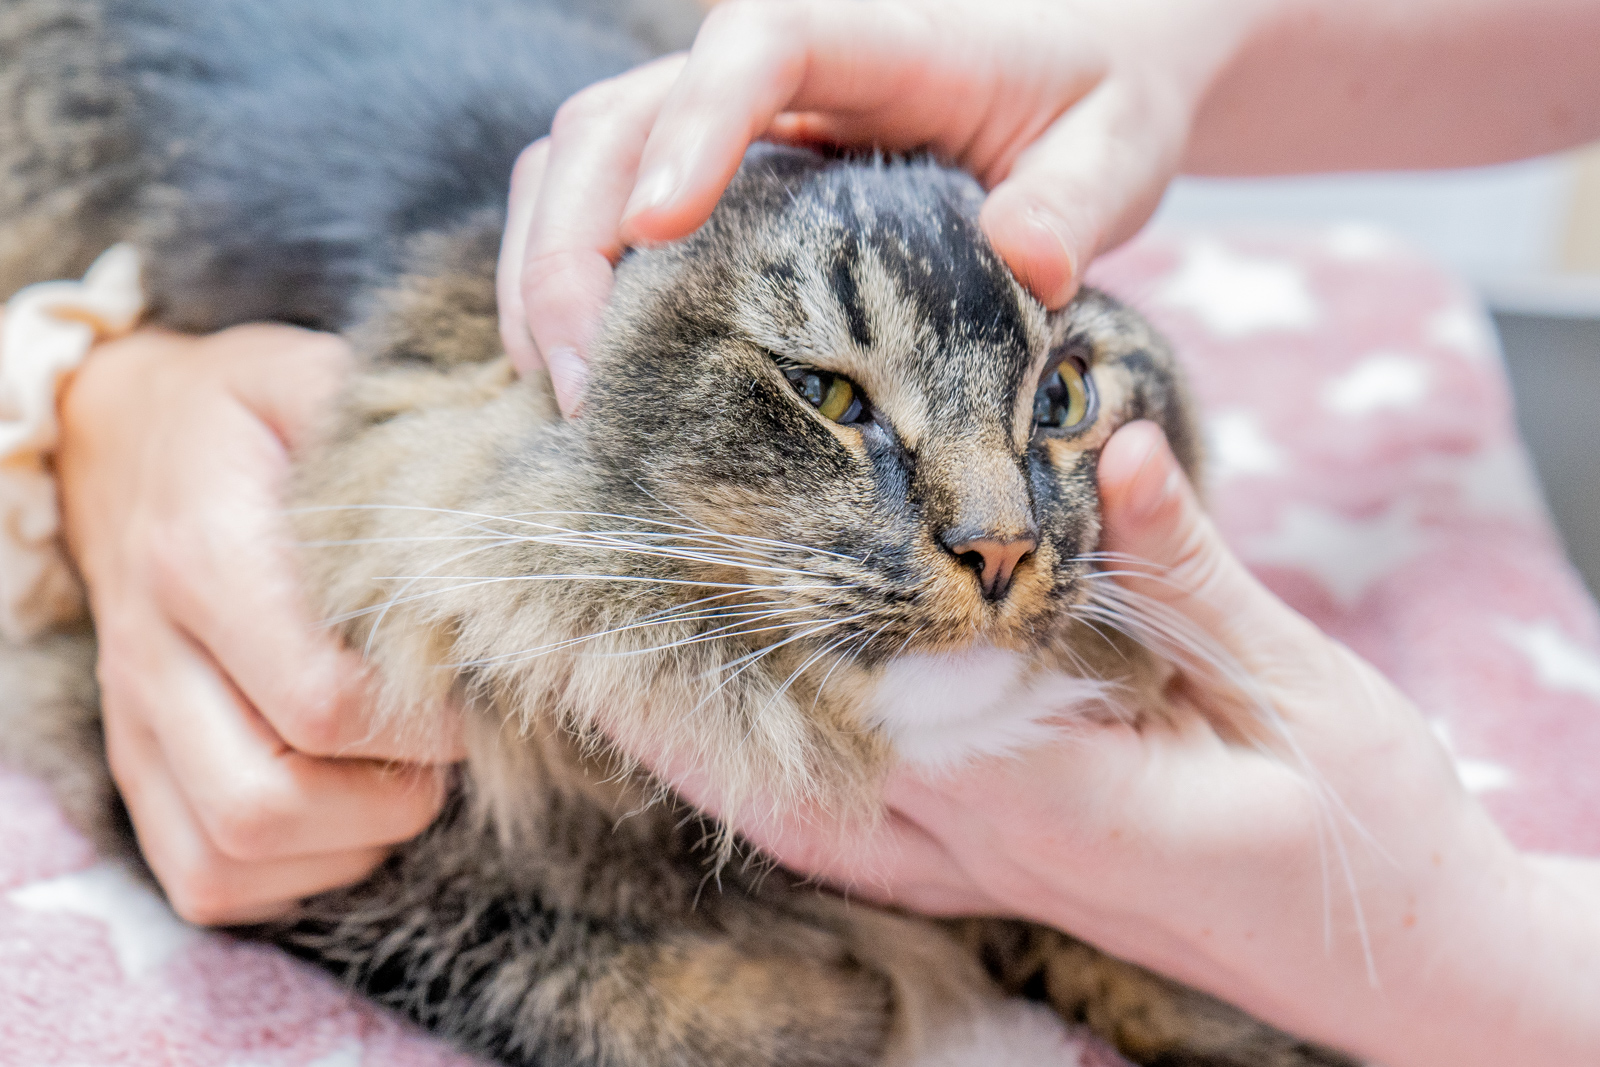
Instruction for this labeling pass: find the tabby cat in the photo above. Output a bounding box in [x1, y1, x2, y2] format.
[0, 1, 1357, 1064]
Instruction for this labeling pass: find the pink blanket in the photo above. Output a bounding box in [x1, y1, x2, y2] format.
[4, 227, 1597, 1065]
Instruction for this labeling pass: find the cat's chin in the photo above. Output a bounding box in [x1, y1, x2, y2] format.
[863, 643, 1117, 773]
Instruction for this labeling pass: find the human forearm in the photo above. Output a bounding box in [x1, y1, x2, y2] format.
[1372, 849, 1600, 1067]
[1187, 0, 1600, 175]
[1292, 835, 1600, 1067]
[1499, 856, 1600, 1062]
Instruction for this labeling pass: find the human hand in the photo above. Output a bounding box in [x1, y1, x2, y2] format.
[662, 420, 1597, 1066]
[498, 0, 1268, 412]
[57, 324, 465, 925]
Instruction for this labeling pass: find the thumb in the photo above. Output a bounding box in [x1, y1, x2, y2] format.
[1097, 420, 1317, 674]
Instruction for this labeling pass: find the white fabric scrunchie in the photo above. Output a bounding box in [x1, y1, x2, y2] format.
[0, 244, 145, 641]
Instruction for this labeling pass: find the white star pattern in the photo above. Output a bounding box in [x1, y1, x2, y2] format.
[1247, 503, 1426, 606]
[1445, 442, 1547, 519]
[1323, 223, 1401, 262]
[1429, 719, 1515, 794]
[1157, 240, 1320, 338]
[8, 860, 199, 980]
[1425, 301, 1498, 363]
[1498, 618, 1600, 705]
[1321, 353, 1431, 417]
[1206, 409, 1287, 482]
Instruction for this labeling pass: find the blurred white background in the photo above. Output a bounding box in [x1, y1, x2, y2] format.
[1157, 151, 1598, 299]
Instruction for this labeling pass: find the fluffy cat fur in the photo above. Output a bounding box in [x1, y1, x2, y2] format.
[0, 1, 1359, 1065]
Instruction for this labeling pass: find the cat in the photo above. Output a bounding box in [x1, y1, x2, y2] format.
[0, 1, 1359, 1065]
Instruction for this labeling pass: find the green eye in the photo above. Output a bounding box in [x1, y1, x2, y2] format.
[1033, 357, 1095, 432]
[784, 366, 868, 425]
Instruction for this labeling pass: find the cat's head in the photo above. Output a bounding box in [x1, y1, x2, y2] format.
[540, 146, 1203, 771]
[568, 150, 1198, 767]
[306, 149, 1200, 817]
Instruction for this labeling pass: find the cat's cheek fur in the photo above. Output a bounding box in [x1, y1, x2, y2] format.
[866, 645, 1118, 771]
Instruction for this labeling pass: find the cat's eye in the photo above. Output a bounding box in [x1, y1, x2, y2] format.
[1032, 357, 1096, 433]
[784, 366, 868, 425]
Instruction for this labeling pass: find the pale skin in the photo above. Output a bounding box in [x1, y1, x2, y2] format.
[56, 325, 462, 924]
[45, 0, 1600, 1059]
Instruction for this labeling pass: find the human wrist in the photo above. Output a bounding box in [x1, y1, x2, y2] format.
[1505, 855, 1600, 1058]
[1391, 846, 1600, 1066]
[1311, 819, 1600, 1067]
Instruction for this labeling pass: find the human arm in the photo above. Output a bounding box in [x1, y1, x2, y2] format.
[684, 420, 1600, 1067]
[56, 324, 464, 924]
[1188, 0, 1600, 176]
[501, 0, 1600, 411]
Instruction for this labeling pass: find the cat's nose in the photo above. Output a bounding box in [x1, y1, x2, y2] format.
[943, 534, 1037, 601]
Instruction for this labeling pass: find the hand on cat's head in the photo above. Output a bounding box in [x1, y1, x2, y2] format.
[499, 0, 1247, 415]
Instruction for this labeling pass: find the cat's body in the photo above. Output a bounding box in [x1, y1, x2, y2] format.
[0, 2, 1356, 1065]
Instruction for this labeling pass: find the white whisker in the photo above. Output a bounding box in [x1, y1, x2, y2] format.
[1081, 561, 1382, 979]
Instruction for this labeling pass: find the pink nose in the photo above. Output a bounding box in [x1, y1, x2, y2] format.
[948, 537, 1036, 601]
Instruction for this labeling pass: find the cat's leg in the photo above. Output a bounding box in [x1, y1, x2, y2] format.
[808, 898, 1094, 1067]
[258, 737, 1133, 1067]
[956, 921, 1361, 1067]
[258, 797, 905, 1067]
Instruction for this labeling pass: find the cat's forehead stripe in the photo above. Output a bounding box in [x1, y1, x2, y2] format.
[833, 189, 1029, 355]
[726, 157, 1061, 451]
[828, 232, 873, 349]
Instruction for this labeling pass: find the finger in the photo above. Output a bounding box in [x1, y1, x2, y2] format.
[656, 753, 993, 914]
[103, 686, 392, 926]
[622, 2, 1103, 233]
[619, 1, 944, 242]
[981, 83, 1183, 307]
[498, 138, 550, 377]
[750, 806, 998, 915]
[1097, 421, 1321, 667]
[209, 324, 352, 447]
[158, 349, 462, 763]
[107, 617, 447, 863]
[522, 53, 687, 411]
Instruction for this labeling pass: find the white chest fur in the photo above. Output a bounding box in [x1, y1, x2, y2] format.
[867, 645, 1114, 771]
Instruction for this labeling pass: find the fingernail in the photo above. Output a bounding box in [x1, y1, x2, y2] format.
[623, 165, 679, 223]
[543, 346, 589, 416]
[1021, 206, 1081, 308]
